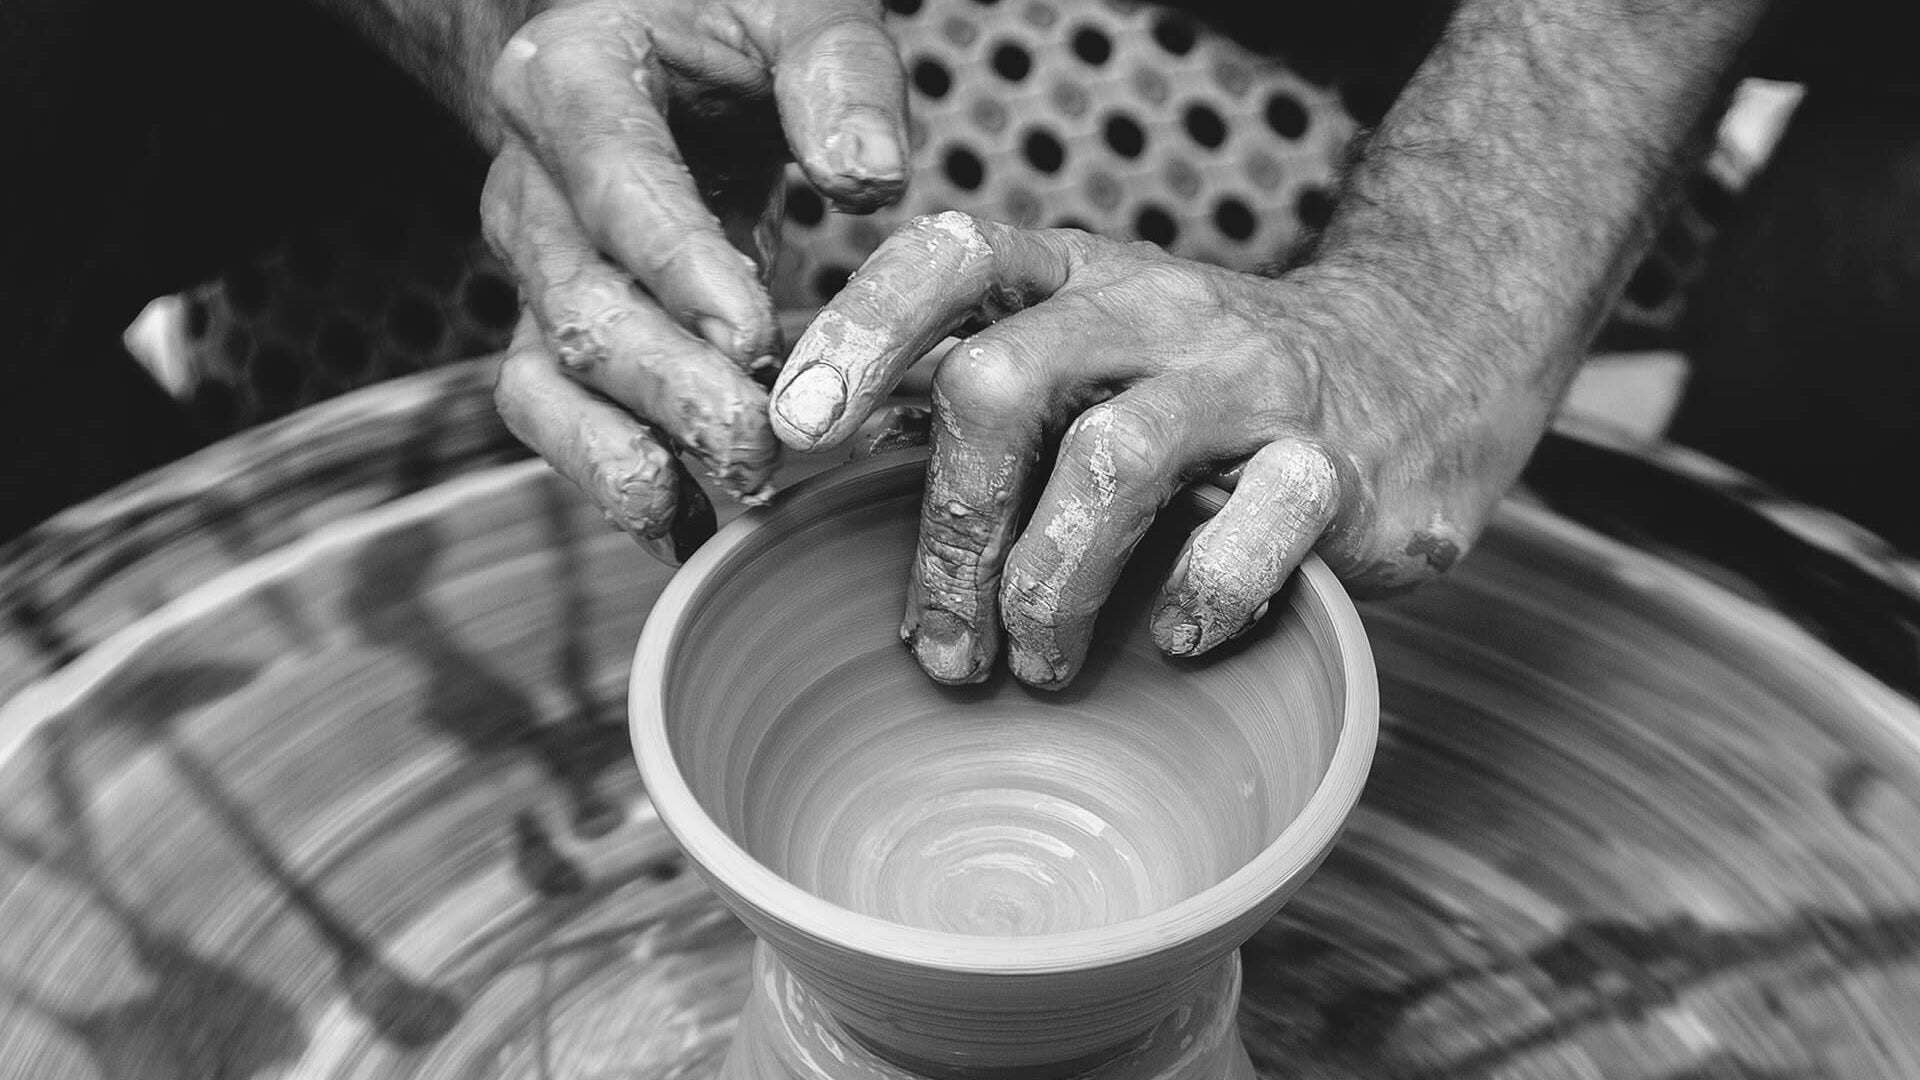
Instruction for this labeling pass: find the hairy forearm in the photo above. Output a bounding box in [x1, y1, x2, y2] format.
[306, 0, 533, 145]
[1309, 0, 1776, 405]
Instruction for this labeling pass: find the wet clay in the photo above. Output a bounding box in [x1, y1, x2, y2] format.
[632, 450, 1377, 1077]
[7, 368, 1920, 1079]
[670, 494, 1339, 937]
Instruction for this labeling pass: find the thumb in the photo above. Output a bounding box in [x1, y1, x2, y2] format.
[773, 0, 911, 211]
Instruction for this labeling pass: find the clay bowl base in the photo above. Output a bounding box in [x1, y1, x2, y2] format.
[723, 944, 1253, 1080]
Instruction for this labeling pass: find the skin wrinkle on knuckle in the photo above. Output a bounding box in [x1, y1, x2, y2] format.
[918, 449, 1023, 605]
[915, 510, 1001, 617]
[920, 386, 1025, 544]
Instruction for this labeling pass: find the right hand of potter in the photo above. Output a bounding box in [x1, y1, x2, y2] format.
[481, 0, 909, 559]
[767, 213, 1556, 690]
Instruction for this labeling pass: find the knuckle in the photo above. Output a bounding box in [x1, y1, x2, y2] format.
[1123, 262, 1211, 304]
[916, 507, 997, 591]
[932, 341, 1039, 420]
[1060, 400, 1168, 482]
[1253, 438, 1342, 520]
[899, 211, 994, 273]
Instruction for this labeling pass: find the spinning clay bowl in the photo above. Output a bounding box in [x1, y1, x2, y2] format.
[10, 362, 1920, 1078]
[630, 450, 1378, 1077]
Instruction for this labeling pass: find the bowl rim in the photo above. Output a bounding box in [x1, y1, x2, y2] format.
[629, 449, 1378, 975]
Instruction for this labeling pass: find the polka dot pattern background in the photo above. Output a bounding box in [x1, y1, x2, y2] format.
[767, 0, 1357, 310]
[156, 215, 520, 438]
[134, 0, 1729, 437]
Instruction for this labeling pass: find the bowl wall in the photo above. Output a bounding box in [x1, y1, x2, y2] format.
[633, 452, 1377, 1069]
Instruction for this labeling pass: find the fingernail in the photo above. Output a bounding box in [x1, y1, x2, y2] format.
[830, 114, 906, 181]
[772, 365, 847, 446]
[1152, 603, 1203, 657]
[909, 609, 981, 684]
[1007, 643, 1066, 690]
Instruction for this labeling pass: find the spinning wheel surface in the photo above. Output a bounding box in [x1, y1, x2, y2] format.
[2, 369, 1918, 1078]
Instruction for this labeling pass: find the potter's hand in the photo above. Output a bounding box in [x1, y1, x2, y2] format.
[768, 0, 1774, 688]
[771, 213, 1520, 688]
[481, 0, 908, 552]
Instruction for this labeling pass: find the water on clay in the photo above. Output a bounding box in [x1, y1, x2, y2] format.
[667, 490, 1347, 938]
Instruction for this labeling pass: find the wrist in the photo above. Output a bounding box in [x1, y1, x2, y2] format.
[1269, 256, 1564, 499]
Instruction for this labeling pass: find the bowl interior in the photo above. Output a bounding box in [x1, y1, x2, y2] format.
[661, 459, 1353, 940]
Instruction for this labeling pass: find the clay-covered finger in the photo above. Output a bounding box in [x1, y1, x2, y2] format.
[1150, 438, 1341, 657]
[901, 294, 1150, 684]
[490, 0, 776, 362]
[899, 344, 1052, 683]
[482, 141, 779, 501]
[771, 213, 1084, 452]
[494, 314, 716, 564]
[1000, 389, 1195, 689]
[774, 0, 911, 210]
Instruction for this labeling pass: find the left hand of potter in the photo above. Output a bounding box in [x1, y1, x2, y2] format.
[770, 212, 1555, 689]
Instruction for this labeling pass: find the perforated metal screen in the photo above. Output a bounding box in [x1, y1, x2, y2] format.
[769, 0, 1356, 309]
[135, 0, 1716, 437]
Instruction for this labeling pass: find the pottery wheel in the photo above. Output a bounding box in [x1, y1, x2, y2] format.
[3, 361, 1918, 1079]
